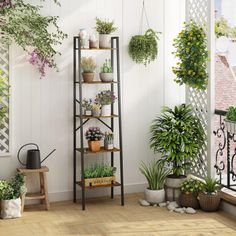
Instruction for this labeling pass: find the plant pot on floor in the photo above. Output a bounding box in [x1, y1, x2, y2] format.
[198, 192, 221, 212]
[82, 72, 94, 83]
[88, 140, 101, 152]
[1, 198, 22, 219]
[145, 188, 165, 204]
[178, 193, 200, 209]
[99, 73, 113, 82]
[165, 175, 187, 201]
[101, 105, 111, 116]
[99, 34, 111, 48]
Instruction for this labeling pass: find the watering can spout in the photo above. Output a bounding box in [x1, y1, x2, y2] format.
[41, 149, 56, 163]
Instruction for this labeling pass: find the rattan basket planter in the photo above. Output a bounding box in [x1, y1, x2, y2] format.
[198, 192, 221, 212]
[179, 193, 200, 209]
[84, 176, 116, 187]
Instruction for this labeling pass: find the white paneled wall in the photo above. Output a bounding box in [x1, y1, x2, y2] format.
[0, 0, 185, 201]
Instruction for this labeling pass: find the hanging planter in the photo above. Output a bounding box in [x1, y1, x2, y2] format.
[172, 21, 208, 90]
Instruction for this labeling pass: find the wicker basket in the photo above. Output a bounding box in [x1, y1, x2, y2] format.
[178, 193, 200, 209]
[198, 192, 221, 212]
[85, 176, 116, 187]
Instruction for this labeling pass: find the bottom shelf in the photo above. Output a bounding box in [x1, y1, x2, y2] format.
[76, 181, 121, 189]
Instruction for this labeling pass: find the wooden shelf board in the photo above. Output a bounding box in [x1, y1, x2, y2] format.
[17, 166, 49, 173]
[75, 81, 118, 84]
[80, 48, 116, 51]
[77, 114, 119, 119]
[25, 193, 45, 200]
[76, 146, 120, 154]
[76, 181, 121, 189]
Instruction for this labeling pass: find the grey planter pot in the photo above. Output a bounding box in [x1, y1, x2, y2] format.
[145, 188, 165, 204]
[99, 73, 113, 82]
[99, 34, 111, 48]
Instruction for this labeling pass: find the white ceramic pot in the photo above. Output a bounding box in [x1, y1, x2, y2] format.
[1, 198, 22, 219]
[145, 188, 165, 204]
[99, 73, 113, 82]
[99, 34, 111, 48]
[225, 120, 236, 134]
[101, 105, 111, 116]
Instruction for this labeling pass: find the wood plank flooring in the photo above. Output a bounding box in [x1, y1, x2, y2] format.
[0, 193, 236, 236]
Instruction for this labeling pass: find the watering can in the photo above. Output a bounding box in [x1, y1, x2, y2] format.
[17, 143, 56, 169]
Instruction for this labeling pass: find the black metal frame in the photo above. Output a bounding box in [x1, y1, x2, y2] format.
[73, 36, 124, 210]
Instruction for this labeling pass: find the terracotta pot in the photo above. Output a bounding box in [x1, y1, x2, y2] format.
[198, 192, 221, 212]
[88, 140, 101, 152]
[82, 72, 94, 83]
[179, 192, 200, 209]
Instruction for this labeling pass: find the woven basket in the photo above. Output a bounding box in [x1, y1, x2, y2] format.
[179, 193, 200, 209]
[85, 176, 116, 187]
[198, 192, 221, 212]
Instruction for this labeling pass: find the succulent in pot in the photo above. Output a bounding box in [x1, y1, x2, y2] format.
[150, 104, 205, 201]
[81, 57, 96, 83]
[225, 106, 236, 134]
[198, 177, 221, 212]
[95, 18, 117, 48]
[139, 160, 170, 204]
[85, 127, 104, 152]
[82, 98, 93, 116]
[92, 103, 101, 117]
[104, 131, 114, 150]
[99, 59, 113, 82]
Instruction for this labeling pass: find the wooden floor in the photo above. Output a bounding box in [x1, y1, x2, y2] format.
[0, 193, 236, 236]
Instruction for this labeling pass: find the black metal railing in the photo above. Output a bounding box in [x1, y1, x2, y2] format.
[214, 109, 236, 191]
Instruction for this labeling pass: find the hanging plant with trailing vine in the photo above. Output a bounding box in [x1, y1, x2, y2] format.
[172, 21, 208, 90]
[0, 0, 67, 78]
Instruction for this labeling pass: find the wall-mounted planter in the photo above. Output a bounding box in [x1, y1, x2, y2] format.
[225, 120, 236, 134]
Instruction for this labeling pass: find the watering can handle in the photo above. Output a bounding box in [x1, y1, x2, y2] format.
[17, 143, 39, 166]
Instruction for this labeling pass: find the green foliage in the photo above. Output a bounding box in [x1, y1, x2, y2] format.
[173, 21, 208, 90]
[95, 90, 116, 106]
[215, 17, 231, 38]
[95, 18, 117, 34]
[139, 160, 170, 190]
[226, 106, 236, 122]
[180, 178, 204, 195]
[0, 173, 25, 200]
[0, 0, 67, 78]
[81, 57, 96, 73]
[84, 164, 116, 179]
[150, 104, 205, 177]
[100, 59, 112, 73]
[104, 131, 114, 142]
[85, 127, 104, 141]
[128, 29, 160, 66]
[202, 177, 220, 195]
[0, 69, 9, 123]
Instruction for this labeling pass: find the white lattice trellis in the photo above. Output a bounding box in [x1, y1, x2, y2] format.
[186, 0, 214, 178]
[0, 43, 10, 154]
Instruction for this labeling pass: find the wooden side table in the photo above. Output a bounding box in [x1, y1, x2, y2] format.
[17, 166, 50, 212]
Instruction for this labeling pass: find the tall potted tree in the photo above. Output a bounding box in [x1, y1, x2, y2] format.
[150, 104, 204, 199]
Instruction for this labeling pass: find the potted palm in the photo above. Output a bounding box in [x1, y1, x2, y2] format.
[95, 18, 117, 49]
[198, 177, 221, 212]
[150, 104, 204, 200]
[81, 57, 96, 83]
[225, 106, 236, 134]
[99, 59, 113, 82]
[85, 127, 103, 152]
[139, 160, 170, 204]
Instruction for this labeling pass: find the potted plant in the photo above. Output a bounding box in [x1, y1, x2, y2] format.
[85, 127, 103, 152]
[82, 98, 93, 116]
[95, 18, 117, 49]
[198, 177, 221, 212]
[179, 178, 204, 209]
[84, 164, 116, 187]
[139, 160, 170, 204]
[89, 33, 98, 49]
[104, 131, 114, 150]
[150, 104, 204, 200]
[81, 57, 97, 83]
[128, 29, 160, 66]
[92, 103, 101, 117]
[225, 106, 236, 134]
[99, 59, 113, 82]
[95, 90, 116, 116]
[0, 173, 25, 219]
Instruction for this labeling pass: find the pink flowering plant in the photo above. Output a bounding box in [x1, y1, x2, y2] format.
[95, 90, 117, 106]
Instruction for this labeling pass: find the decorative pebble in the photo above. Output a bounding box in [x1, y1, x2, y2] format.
[167, 204, 176, 211]
[185, 207, 196, 214]
[174, 208, 185, 213]
[153, 204, 157, 207]
[159, 202, 167, 207]
[139, 199, 150, 206]
[169, 201, 179, 208]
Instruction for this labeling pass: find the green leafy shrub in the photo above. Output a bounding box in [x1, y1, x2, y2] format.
[202, 177, 220, 195]
[139, 160, 170, 190]
[81, 57, 96, 73]
[173, 21, 208, 90]
[95, 18, 117, 34]
[180, 178, 204, 195]
[226, 106, 236, 122]
[215, 17, 231, 38]
[150, 104, 204, 177]
[128, 29, 160, 66]
[100, 59, 112, 73]
[84, 164, 116, 179]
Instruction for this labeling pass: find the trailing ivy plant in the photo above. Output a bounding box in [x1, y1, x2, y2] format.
[172, 21, 208, 90]
[0, 0, 67, 78]
[128, 29, 160, 66]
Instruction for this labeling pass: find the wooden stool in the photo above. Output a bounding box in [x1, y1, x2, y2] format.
[17, 166, 50, 212]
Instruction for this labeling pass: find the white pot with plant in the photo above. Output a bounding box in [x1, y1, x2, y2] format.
[95, 18, 117, 49]
[0, 173, 25, 219]
[225, 106, 236, 134]
[92, 103, 101, 117]
[150, 104, 205, 201]
[81, 57, 96, 83]
[82, 98, 93, 116]
[104, 132, 114, 150]
[95, 90, 116, 116]
[139, 160, 170, 204]
[99, 59, 113, 82]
